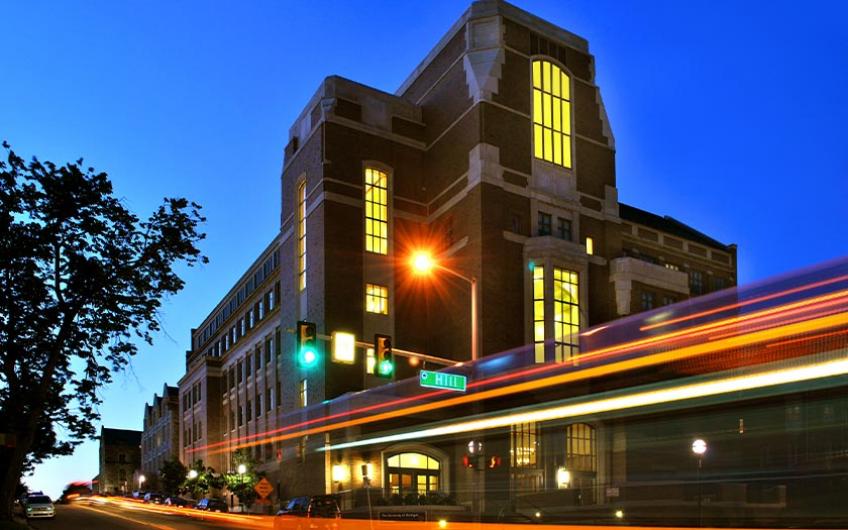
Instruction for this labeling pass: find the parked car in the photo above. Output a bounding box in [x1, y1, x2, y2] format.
[277, 495, 340, 518]
[24, 495, 55, 519]
[143, 492, 164, 504]
[164, 496, 194, 508]
[195, 498, 228, 512]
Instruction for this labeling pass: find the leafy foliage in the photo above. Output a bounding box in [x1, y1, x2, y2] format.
[223, 449, 259, 509]
[0, 142, 207, 519]
[159, 458, 187, 497]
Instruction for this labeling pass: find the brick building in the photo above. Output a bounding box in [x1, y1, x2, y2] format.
[141, 384, 180, 485]
[97, 427, 141, 494]
[179, 234, 282, 493]
[174, 0, 737, 510]
[275, 0, 735, 498]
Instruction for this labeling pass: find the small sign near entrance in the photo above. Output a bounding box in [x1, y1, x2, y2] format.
[254, 477, 274, 499]
[419, 370, 467, 392]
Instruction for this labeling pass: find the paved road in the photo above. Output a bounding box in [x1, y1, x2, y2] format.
[26, 501, 274, 530]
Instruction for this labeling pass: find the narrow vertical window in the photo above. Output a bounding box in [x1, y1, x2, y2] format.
[298, 181, 307, 291]
[366, 347, 376, 375]
[532, 265, 545, 363]
[532, 59, 572, 168]
[364, 167, 388, 255]
[553, 267, 580, 361]
[365, 283, 389, 314]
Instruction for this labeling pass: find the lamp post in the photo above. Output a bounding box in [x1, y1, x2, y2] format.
[691, 438, 707, 527]
[410, 251, 478, 361]
[187, 469, 198, 480]
[138, 474, 146, 493]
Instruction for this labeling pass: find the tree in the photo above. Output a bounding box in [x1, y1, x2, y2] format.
[182, 460, 224, 499]
[0, 143, 207, 520]
[159, 459, 187, 497]
[223, 449, 259, 511]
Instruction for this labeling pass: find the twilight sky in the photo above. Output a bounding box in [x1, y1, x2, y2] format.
[1, 0, 846, 498]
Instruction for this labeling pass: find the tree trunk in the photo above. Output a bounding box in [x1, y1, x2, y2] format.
[0, 437, 31, 521]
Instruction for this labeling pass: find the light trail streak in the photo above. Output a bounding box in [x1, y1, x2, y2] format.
[322, 354, 848, 451]
[639, 273, 848, 331]
[192, 290, 848, 455]
[211, 311, 848, 455]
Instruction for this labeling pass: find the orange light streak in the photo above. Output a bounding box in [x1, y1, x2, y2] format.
[212, 311, 848, 455]
[639, 273, 848, 331]
[191, 289, 848, 454]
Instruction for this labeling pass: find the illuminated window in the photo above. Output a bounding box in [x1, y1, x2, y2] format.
[366, 347, 375, 374]
[364, 167, 388, 254]
[585, 237, 594, 255]
[365, 283, 388, 314]
[299, 378, 307, 408]
[532, 59, 572, 167]
[386, 452, 440, 495]
[566, 423, 597, 491]
[533, 265, 545, 363]
[510, 422, 538, 468]
[553, 267, 580, 361]
[298, 181, 307, 291]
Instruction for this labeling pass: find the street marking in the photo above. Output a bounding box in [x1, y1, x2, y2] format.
[76, 503, 176, 530]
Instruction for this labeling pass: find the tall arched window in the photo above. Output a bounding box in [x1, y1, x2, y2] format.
[566, 423, 596, 497]
[386, 452, 440, 496]
[364, 167, 388, 255]
[532, 59, 572, 168]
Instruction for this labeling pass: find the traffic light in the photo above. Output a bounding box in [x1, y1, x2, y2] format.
[374, 334, 394, 378]
[297, 321, 318, 368]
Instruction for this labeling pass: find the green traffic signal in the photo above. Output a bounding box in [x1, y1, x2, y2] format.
[374, 334, 393, 379]
[378, 359, 394, 376]
[297, 320, 318, 369]
[300, 347, 317, 367]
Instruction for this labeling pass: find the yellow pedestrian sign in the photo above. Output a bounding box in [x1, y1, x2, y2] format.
[254, 477, 273, 499]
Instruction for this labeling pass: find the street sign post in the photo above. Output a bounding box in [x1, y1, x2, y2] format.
[419, 370, 467, 392]
[254, 477, 274, 499]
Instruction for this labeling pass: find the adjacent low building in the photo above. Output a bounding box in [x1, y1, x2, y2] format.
[141, 384, 180, 484]
[97, 427, 141, 494]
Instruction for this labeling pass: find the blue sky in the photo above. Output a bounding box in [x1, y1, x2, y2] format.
[1, 0, 845, 498]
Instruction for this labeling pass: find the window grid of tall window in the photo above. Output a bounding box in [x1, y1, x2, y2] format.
[553, 267, 579, 361]
[532, 59, 572, 167]
[364, 167, 388, 254]
[566, 423, 596, 472]
[297, 181, 306, 291]
[510, 422, 538, 468]
[533, 265, 545, 363]
[366, 283, 389, 314]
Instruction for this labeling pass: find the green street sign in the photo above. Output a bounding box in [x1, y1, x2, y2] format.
[419, 370, 467, 392]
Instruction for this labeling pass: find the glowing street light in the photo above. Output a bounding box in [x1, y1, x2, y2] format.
[237, 463, 247, 475]
[138, 474, 146, 491]
[411, 251, 435, 274]
[409, 250, 478, 361]
[692, 438, 707, 526]
[187, 469, 198, 480]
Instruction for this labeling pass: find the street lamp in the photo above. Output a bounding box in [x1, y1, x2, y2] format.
[691, 439, 707, 527]
[237, 463, 247, 475]
[409, 250, 478, 361]
[138, 474, 146, 492]
[187, 469, 198, 480]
